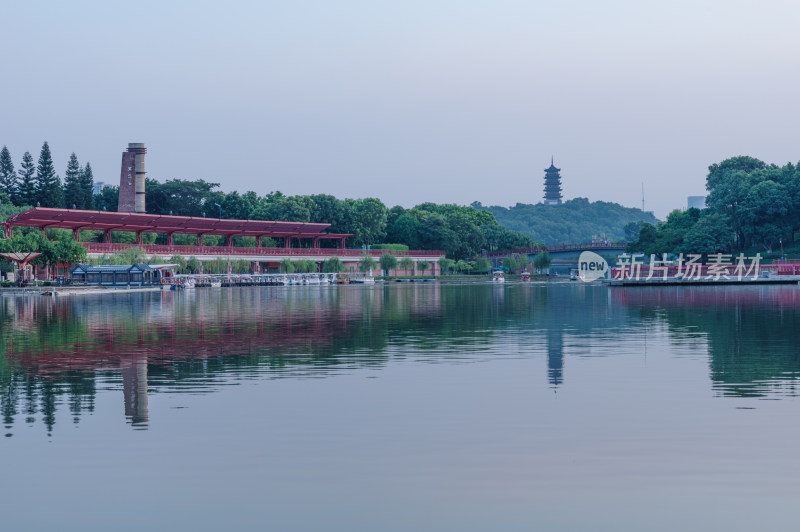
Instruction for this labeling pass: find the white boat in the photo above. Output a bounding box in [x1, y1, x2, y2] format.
[209, 280, 222, 288]
[304, 274, 322, 285]
[492, 271, 505, 283]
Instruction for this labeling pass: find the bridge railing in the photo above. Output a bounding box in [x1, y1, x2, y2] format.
[81, 242, 443, 258]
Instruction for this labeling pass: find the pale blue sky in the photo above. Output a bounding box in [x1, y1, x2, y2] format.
[3, 0, 799, 218]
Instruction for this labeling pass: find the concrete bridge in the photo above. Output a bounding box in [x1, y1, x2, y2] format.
[487, 242, 628, 274]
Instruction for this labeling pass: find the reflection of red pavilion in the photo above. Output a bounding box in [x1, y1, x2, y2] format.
[1, 287, 442, 430]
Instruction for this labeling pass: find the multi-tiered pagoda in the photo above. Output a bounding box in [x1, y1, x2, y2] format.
[543, 157, 563, 205]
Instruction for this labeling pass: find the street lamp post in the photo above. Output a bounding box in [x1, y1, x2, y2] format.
[214, 203, 222, 220]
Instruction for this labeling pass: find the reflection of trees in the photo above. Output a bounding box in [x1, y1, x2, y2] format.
[0, 287, 440, 433]
[1, 283, 644, 435]
[614, 286, 800, 398]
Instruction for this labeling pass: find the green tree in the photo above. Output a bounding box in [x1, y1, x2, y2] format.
[16, 151, 36, 207]
[35, 142, 63, 207]
[627, 223, 658, 254]
[533, 251, 551, 273]
[220, 190, 259, 220]
[113, 247, 147, 265]
[280, 258, 295, 273]
[623, 220, 644, 242]
[294, 259, 316, 273]
[0, 146, 17, 204]
[445, 212, 485, 259]
[740, 180, 791, 251]
[359, 254, 377, 273]
[399, 256, 414, 275]
[187, 256, 201, 273]
[322, 256, 344, 273]
[379, 252, 398, 276]
[352, 198, 388, 247]
[386, 211, 421, 249]
[417, 212, 454, 253]
[80, 163, 95, 210]
[438, 256, 455, 274]
[52, 235, 87, 266]
[170, 254, 188, 273]
[94, 185, 118, 212]
[417, 260, 430, 275]
[145, 178, 220, 217]
[681, 213, 734, 255]
[705, 156, 768, 250]
[63, 153, 82, 209]
[308, 194, 354, 235]
[233, 259, 250, 273]
[502, 255, 518, 273]
[474, 256, 491, 273]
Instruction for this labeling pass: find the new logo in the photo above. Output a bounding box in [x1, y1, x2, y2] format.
[578, 251, 608, 282]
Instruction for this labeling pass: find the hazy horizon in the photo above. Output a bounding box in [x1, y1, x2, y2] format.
[3, 0, 799, 219]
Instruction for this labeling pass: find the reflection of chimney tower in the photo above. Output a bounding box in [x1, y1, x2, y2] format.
[121, 358, 149, 428]
[117, 143, 146, 213]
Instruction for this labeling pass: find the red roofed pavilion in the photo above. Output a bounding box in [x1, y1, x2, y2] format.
[2, 208, 442, 275]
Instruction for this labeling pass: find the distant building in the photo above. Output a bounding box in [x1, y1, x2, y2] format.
[543, 157, 563, 205]
[93, 181, 109, 195]
[688, 196, 706, 210]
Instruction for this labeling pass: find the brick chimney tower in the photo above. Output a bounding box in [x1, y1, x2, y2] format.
[117, 143, 146, 213]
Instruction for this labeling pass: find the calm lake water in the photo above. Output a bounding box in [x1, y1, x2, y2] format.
[2, 282, 800, 531]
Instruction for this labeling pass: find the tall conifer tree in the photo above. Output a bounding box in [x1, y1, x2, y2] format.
[34, 141, 63, 208]
[81, 162, 95, 210]
[63, 152, 82, 209]
[0, 146, 17, 203]
[17, 151, 36, 207]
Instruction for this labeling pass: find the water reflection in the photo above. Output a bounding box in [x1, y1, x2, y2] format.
[612, 286, 800, 398]
[2, 283, 800, 435]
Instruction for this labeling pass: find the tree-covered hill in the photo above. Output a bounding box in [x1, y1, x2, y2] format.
[472, 198, 658, 245]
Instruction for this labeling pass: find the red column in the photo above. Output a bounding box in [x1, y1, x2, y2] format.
[313, 237, 320, 249]
[72, 229, 80, 242]
[226, 235, 233, 248]
[198, 234, 204, 247]
[167, 233, 174, 246]
[340, 237, 346, 249]
[256, 236, 263, 249]
[2, 223, 11, 238]
[284, 237, 290, 249]
[104, 230, 112, 243]
[136, 231, 143, 245]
